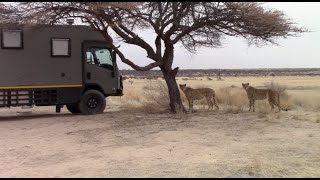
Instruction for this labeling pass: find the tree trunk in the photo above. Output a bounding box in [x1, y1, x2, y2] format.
[161, 67, 186, 113]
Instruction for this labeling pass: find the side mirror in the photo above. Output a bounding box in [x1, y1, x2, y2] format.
[111, 50, 117, 63]
[111, 50, 117, 78]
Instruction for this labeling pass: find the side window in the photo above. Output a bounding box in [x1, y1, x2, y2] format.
[1, 29, 23, 49]
[51, 38, 71, 57]
[86, 52, 94, 64]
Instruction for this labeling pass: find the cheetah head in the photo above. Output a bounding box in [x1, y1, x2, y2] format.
[179, 84, 187, 91]
[242, 83, 250, 89]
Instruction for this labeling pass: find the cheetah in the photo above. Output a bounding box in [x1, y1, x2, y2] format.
[242, 83, 288, 112]
[179, 84, 219, 112]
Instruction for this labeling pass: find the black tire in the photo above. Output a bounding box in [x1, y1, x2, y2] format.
[78, 90, 106, 115]
[66, 104, 81, 114]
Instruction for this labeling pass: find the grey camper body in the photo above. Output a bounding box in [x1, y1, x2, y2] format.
[0, 24, 123, 115]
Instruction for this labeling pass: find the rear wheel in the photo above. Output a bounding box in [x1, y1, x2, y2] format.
[66, 104, 81, 114]
[78, 90, 106, 115]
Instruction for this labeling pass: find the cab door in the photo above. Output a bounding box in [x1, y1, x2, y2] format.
[82, 41, 120, 96]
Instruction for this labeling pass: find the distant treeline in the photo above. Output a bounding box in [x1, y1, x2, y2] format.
[120, 68, 320, 78]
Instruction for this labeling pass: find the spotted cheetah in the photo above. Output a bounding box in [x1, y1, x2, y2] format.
[179, 84, 219, 112]
[242, 83, 288, 112]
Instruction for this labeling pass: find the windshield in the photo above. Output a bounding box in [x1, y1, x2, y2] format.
[86, 47, 113, 69]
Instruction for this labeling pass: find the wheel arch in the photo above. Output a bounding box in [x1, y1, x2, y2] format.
[83, 84, 107, 97]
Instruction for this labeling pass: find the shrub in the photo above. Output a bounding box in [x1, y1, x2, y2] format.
[263, 81, 287, 97]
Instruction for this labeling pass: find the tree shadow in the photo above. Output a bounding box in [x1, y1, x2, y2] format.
[0, 110, 126, 122]
[0, 112, 76, 122]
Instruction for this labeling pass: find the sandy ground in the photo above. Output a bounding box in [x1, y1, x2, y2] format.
[0, 105, 320, 178]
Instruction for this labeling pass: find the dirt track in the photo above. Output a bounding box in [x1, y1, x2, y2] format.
[0, 106, 320, 178]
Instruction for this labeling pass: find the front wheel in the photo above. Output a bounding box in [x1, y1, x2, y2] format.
[66, 104, 81, 114]
[78, 90, 106, 115]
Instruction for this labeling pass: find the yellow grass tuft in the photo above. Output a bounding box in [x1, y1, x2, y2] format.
[120, 80, 170, 113]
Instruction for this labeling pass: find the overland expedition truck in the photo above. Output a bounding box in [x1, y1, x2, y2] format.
[0, 22, 123, 115]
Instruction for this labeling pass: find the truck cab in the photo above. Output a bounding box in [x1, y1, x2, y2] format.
[0, 24, 123, 115]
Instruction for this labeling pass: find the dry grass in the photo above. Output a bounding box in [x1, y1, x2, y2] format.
[316, 114, 320, 123]
[289, 90, 320, 111]
[119, 80, 168, 113]
[2, 76, 320, 178]
[140, 80, 185, 113]
[110, 75, 320, 121]
[215, 87, 248, 113]
[1, 105, 320, 178]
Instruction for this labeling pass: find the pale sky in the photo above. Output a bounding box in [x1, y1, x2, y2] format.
[116, 2, 320, 70]
[5, 2, 319, 70]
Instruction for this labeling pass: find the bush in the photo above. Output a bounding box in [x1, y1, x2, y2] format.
[216, 87, 248, 112]
[263, 81, 287, 97]
[123, 80, 169, 113]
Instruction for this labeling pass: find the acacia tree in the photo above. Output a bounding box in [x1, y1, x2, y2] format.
[1, 2, 306, 112]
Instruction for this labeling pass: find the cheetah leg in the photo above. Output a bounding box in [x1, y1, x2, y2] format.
[273, 95, 282, 112]
[274, 101, 282, 112]
[189, 99, 194, 113]
[277, 97, 282, 112]
[252, 99, 256, 112]
[249, 99, 254, 112]
[268, 98, 275, 112]
[206, 97, 213, 110]
[213, 97, 219, 110]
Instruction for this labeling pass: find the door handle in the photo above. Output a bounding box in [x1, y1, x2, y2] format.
[86, 72, 91, 79]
